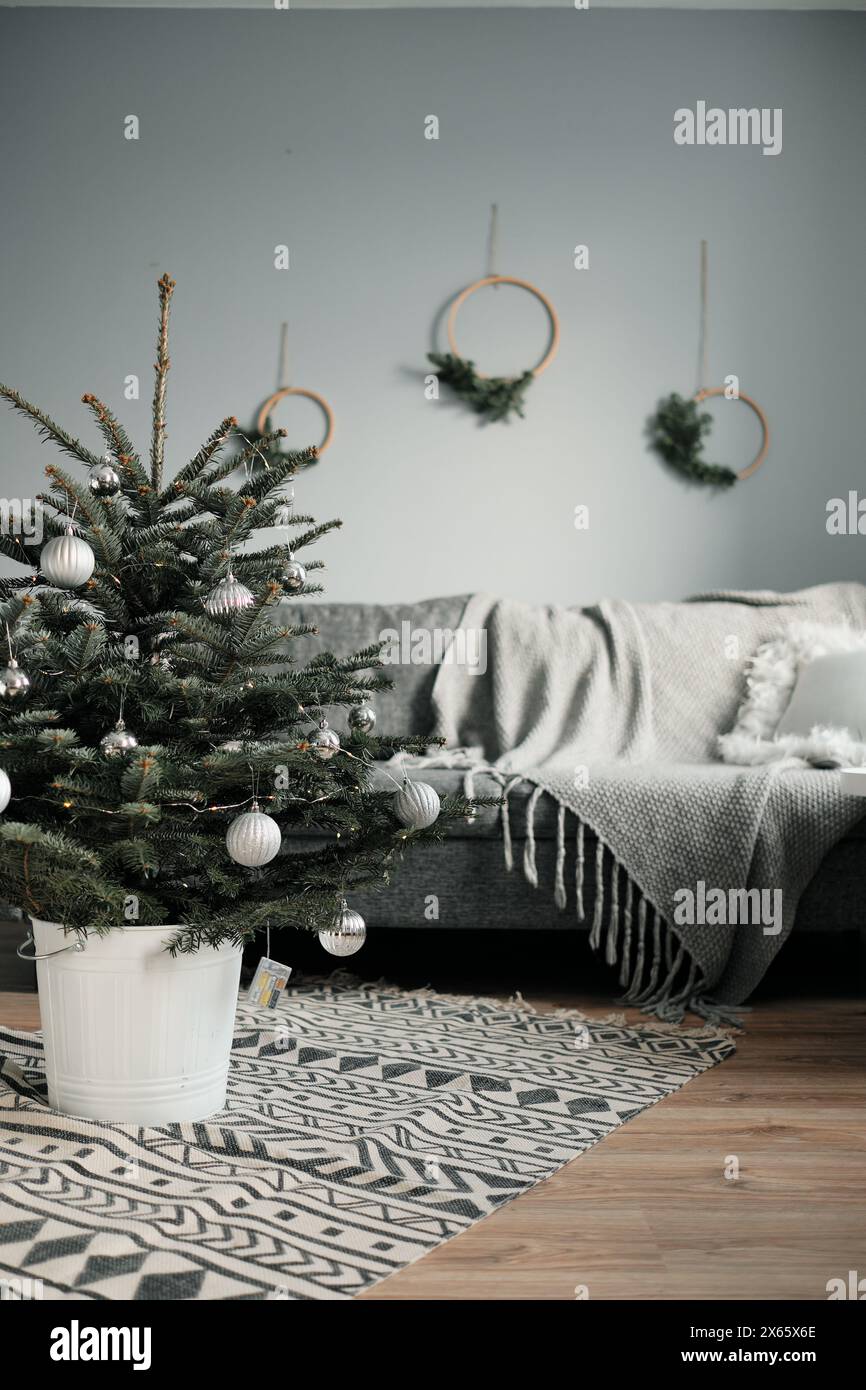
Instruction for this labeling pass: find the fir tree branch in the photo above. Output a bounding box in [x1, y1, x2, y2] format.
[160, 415, 238, 500]
[150, 273, 176, 493]
[80, 393, 153, 499]
[0, 382, 102, 467]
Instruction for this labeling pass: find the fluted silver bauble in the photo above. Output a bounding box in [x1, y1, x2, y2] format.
[393, 778, 441, 830]
[319, 900, 367, 957]
[99, 718, 139, 759]
[225, 802, 282, 866]
[0, 658, 30, 701]
[40, 525, 95, 588]
[348, 702, 376, 734]
[204, 571, 254, 618]
[0, 767, 11, 813]
[281, 557, 306, 593]
[307, 718, 340, 760]
[88, 458, 121, 497]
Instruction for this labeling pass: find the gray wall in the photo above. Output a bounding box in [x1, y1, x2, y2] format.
[1, 8, 864, 606]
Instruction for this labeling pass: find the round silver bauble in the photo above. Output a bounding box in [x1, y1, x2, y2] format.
[307, 718, 340, 760]
[281, 557, 306, 593]
[0, 767, 11, 813]
[348, 702, 376, 734]
[225, 802, 282, 867]
[393, 778, 441, 830]
[100, 718, 139, 759]
[319, 900, 367, 957]
[0, 658, 30, 701]
[40, 525, 95, 588]
[88, 459, 122, 497]
[204, 571, 254, 618]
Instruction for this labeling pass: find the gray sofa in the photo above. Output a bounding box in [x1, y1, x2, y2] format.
[284, 596, 866, 957]
[3, 593, 863, 992]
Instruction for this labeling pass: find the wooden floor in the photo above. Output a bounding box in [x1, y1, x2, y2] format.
[2, 989, 864, 1301]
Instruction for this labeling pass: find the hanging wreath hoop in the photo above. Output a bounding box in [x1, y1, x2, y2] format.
[447, 275, 560, 378]
[648, 387, 770, 488]
[693, 387, 770, 481]
[429, 275, 560, 423]
[648, 243, 770, 487]
[256, 387, 335, 454]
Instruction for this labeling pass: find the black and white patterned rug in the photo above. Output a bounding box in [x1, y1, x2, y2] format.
[0, 974, 734, 1300]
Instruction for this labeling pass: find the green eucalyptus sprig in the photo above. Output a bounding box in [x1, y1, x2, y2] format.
[428, 352, 534, 424]
[648, 392, 738, 488]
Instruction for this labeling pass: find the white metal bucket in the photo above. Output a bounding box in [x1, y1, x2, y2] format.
[30, 919, 243, 1125]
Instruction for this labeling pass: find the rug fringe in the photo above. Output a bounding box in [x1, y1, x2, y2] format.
[307, 970, 738, 1041]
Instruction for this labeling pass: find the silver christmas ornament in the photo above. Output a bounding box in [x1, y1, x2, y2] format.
[225, 801, 282, 867]
[40, 525, 95, 588]
[204, 571, 254, 618]
[319, 900, 367, 957]
[88, 457, 121, 497]
[307, 717, 340, 760]
[0, 767, 11, 814]
[281, 555, 306, 593]
[393, 778, 441, 830]
[100, 718, 139, 759]
[0, 658, 30, 701]
[348, 702, 376, 734]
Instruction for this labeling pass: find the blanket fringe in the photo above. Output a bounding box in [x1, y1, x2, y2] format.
[575, 820, 585, 921]
[590, 836, 605, 950]
[523, 785, 544, 888]
[554, 803, 567, 910]
[507, 787, 722, 1026]
[605, 861, 620, 966]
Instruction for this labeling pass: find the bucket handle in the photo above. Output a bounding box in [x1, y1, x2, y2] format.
[17, 932, 86, 961]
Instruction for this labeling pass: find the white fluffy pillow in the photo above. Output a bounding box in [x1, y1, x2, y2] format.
[718, 621, 866, 767]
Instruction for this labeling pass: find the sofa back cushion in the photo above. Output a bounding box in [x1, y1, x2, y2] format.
[271, 595, 470, 736]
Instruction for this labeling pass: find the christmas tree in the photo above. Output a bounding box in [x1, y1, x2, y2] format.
[0, 274, 471, 953]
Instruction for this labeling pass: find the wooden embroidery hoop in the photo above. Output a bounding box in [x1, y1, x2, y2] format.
[446, 275, 560, 380]
[256, 387, 335, 454]
[693, 387, 770, 481]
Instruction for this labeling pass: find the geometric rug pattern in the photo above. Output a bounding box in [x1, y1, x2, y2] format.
[0, 973, 735, 1300]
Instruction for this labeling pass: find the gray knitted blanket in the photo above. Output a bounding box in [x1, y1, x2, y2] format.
[422, 584, 866, 1020]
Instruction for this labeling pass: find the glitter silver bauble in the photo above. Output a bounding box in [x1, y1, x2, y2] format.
[319, 900, 366, 957]
[204, 571, 254, 617]
[0, 767, 11, 814]
[88, 458, 121, 497]
[307, 718, 340, 760]
[393, 778, 441, 829]
[0, 658, 30, 701]
[348, 702, 376, 734]
[281, 556, 306, 593]
[99, 718, 139, 759]
[225, 801, 282, 867]
[40, 525, 95, 588]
